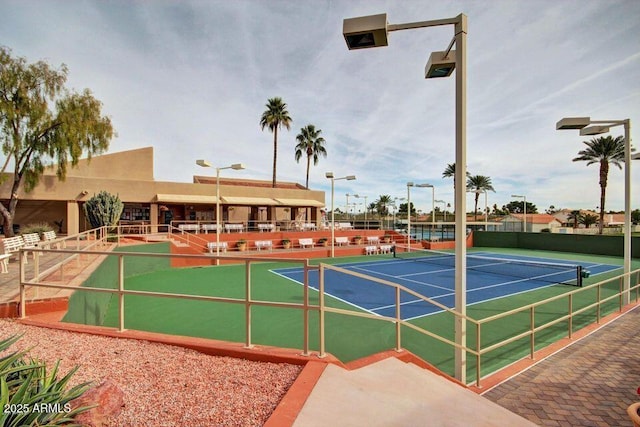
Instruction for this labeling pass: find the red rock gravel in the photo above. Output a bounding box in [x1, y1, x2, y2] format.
[0, 319, 302, 426]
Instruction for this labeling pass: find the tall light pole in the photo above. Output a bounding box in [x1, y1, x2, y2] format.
[511, 194, 527, 232]
[468, 189, 488, 230]
[435, 199, 447, 221]
[354, 194, 368, 229]
[343, 12, 468, 382]
[196, 160, 245, 265]
[326, 172, 356, 257]
[408, 182, 433, 248]
[557, 116, 633, 304]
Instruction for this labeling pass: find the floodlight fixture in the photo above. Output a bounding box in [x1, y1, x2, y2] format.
[579, 125, 610, 136]
[343, 13, 389, 50]
[325, 172, 334, 179]
[230, 163, 245, 170]
[345, 175, 356, 181]
[425, 50, 456, 78]
[556, 117, 591, 130]
[632, 153, 640, 160]
[196, 159, 211, 168]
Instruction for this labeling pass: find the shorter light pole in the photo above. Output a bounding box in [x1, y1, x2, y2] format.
[435, 199, 446, 221]
[354, 194, 368, 229]
[511, 194, 526, 232]
[196, 160, 245, 265]
[326, 172, 356, 257]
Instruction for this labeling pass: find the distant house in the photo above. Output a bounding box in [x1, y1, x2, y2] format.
[552, 209, 598, 228]
[500, 214, 562, 232]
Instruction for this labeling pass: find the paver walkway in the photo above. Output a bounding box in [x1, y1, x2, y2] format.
[483, 305, 640, 426]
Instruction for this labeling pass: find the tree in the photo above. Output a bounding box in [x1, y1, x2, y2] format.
[0, 47, 114, 236]
[503, 200, 538, 214]
[397, 202, 416, 217]
[572, 135, 625, 234]
[579, 213, 598, 229]
[260, 97, 292, 188]
[442, 163, 470, 188]
[374, 195, 392, 217]
[632, 209, 640, 225]
[294, 124, 326, 189]
[466, 175, 495, 220]
[566, 210, 582, 228]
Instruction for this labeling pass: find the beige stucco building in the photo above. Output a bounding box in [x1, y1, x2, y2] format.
[1, 147, 325, 235]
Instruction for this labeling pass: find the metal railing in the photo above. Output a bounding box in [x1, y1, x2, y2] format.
[18, 238, 640, 388]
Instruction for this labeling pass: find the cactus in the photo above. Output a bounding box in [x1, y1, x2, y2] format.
[83, 191, 124, 230]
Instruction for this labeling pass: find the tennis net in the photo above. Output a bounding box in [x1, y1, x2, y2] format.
[393, 245, 583, 287]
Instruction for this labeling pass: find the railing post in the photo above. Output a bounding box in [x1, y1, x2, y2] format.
[597, 284, 602, 323]
[19, 251, 26, 318]
[530, 306, 535, 359]
[395, 286, 402, 352]
[568, 293, 573, 339]
[302, 261, 310, 356]
[118, 255, 125, 332]
[244, 260, 253, 349]
[318, 264, 326, 358]
[476, 322, 481, 388]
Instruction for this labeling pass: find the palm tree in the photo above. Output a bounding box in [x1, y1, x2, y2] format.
[579, 213, 598, 229]
[294, 124, 327, 189]
[260, 97, 292, 188]
[572, 135, 625, 234]
[375, 195, 393, 218]
[567, 210, 582, 228]
[466, 175, 495, 220]
[442, 163, 471, 204]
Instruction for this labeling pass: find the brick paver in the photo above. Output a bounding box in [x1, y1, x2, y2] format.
[483, 306, 640, 427]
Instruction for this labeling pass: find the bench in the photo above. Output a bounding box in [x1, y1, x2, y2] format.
[366, 236, 380, 245]
[201, 224, 221, 234]
[258, 224, 275, 232]
[338, 222, 353, 230]
[255, 240, 273, 251]
[364, 245, 378, 255]
[207, 242, 228, 253]
[335, 237, 349, 246]
[379, 244, 393, 254]
[298, 238, 314, 249]
[302, 223, 317, 231]
[42, 230, 65, 249]
[224, 224, 244, 233]
[1, 236, 27, 271]
[178, 224, 199, 233]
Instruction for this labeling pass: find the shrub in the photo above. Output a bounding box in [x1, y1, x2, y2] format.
[20, 222, 53, 239]
[0, 335, 94, 426]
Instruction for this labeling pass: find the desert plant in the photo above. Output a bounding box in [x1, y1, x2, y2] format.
[0, 335, 94, 426]
[83, 191, 124, 230]
[20, 222, 53, 238]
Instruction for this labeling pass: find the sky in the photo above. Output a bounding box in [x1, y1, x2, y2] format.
[1, 0, 639, 216]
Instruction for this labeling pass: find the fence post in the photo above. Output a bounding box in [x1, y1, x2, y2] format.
[19, 251, 26, 319]
[476, 322, 481, 388]
[318, 264, 326, 358]
[395, 286, 401, 351]
[530, 306, 535, 359]
[302, 261, 310, 356]
[568, 293, 573, 339]
[244, 260, 253, 349]
[118, 254, 125, 332]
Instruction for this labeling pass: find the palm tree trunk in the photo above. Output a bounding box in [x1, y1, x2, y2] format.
[474, 193, 479, 221]
[598, 160, 609, 235]
[305, 155, 311, 189]
[272, 127, 278, 188]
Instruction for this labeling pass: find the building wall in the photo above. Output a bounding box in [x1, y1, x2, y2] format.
[0, 147, 325, 234]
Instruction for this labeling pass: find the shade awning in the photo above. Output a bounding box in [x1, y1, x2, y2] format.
[222, 196, 279, 206]
[155, 194, 218, 204]
[275, 198, 324, 207]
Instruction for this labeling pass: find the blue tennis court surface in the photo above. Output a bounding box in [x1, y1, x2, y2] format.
[272, 252, 621, 321]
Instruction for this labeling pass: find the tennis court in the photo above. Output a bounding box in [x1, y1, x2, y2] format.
[273, 248, 621, 321]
